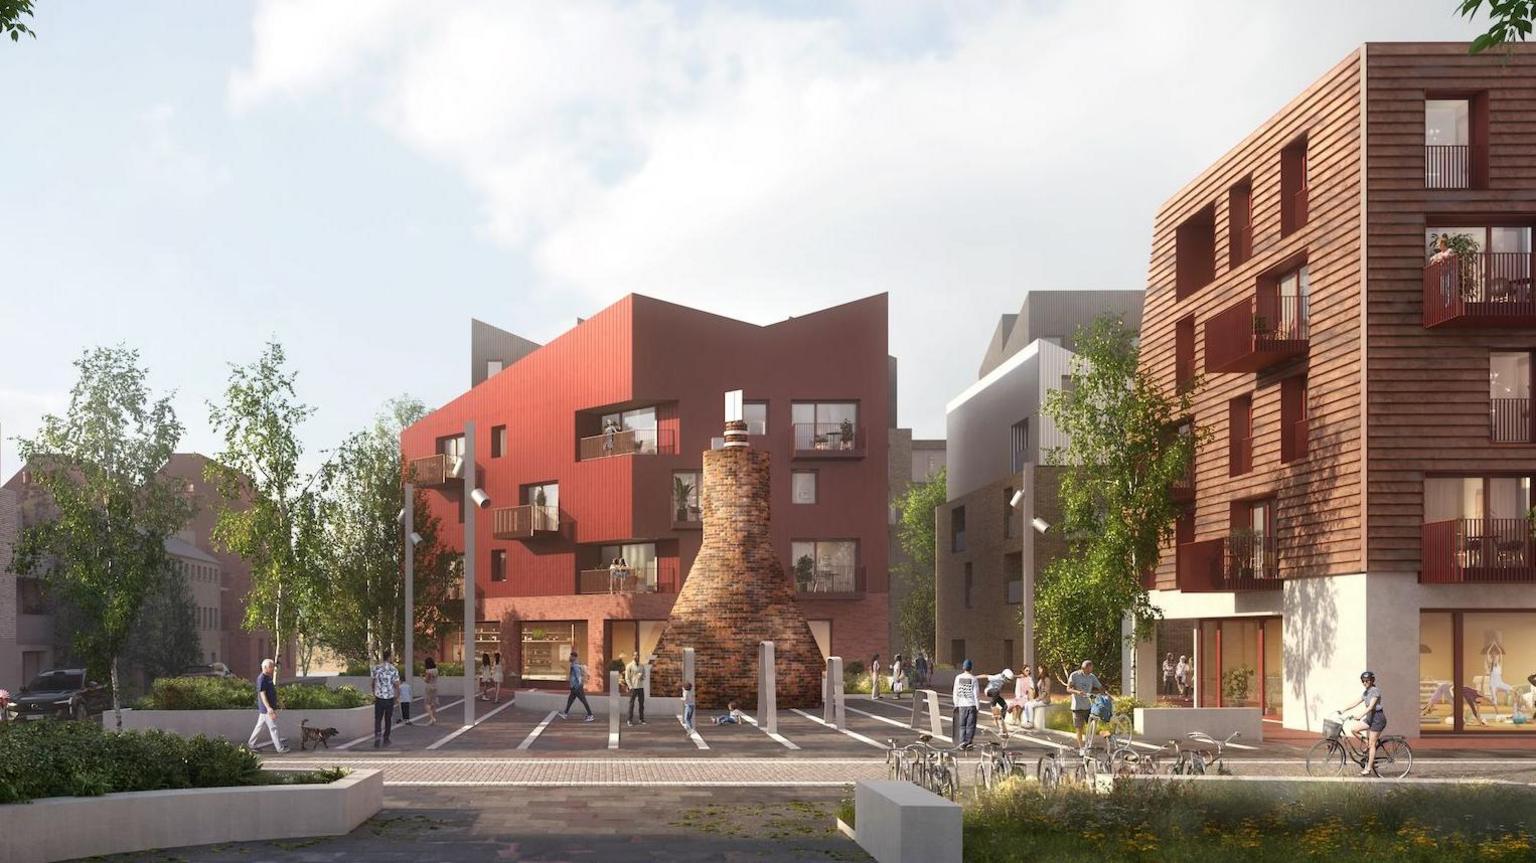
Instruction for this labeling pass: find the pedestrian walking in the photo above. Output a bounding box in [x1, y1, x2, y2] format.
[1174, 655, 1191, 699]
[398, 679, 413, 725]
[422, 656, 440, 726]
[952, 659, 980, 749]
[890, 654, 905, 697]
[870, 653, 882, 700]
[477, 653, 493, 701]
[492, 652, 505, 704]
[372, 649, 401, 748]
[916, 651, 930, 686]
[625, 653, 647, 726]
[1067, 660, 1104, 751]
[682, 681, 696, 731]
[558, 650, 596, 721]
[1161, 653, 1176, 696]
[246, 658, 287, 753]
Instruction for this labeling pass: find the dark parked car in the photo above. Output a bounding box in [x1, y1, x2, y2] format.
[179, 663, 234, 678]
[13, 669, 110, 721]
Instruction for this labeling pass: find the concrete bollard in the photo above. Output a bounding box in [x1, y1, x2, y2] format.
[911, 689, 943, 739]
[608, 670, 621, 749]
[825, 656, 847, 729]
[757, 640, 777, 734]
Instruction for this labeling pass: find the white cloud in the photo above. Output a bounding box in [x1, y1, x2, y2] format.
[134, 103, 229, 199]
[229, 0, 1482, 434]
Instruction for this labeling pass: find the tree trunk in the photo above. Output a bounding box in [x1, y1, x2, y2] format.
[110, 655, 122, 732]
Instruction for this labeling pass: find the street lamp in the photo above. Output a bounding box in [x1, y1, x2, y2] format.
[1009, 471, 1044, 671]
[461, 421, 485, 729]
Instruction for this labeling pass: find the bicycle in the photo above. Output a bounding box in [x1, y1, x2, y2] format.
[973, 727, 1035, 795]
[885, 734, 959, 799]
[1305, 713, 1412, 779]
[1183, 731, 1240, 775]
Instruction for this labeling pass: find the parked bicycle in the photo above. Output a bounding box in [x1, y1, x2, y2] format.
[1182, 731, 1240, 775]
[885, 734, 959, 799]
[1305, 713, 1412, 779]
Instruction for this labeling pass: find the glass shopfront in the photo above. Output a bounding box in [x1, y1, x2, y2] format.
[609, 620, 667, 666]
[520, 621, 587, 684]
[1156, 616, 1281, 718]
[1420, 611, 1536, 733]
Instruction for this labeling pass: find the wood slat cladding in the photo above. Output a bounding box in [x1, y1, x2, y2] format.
[1365, 43, 1536, 573]
[1140, 50, 1364, 588]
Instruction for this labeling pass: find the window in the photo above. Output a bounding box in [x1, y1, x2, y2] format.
[1003, 487, 1015, 538]
[1228, 178, 1253, 267]
[792, 470, 817, 504]
[963, 562, 973, 609]
[1230, 497, 1276, 580]
[912, 447, 946, 483]
[1281, 376, 1308, 462]
[1175, 203, 1217, 299]
[523, 482, 559, 510]
[672, 470, 700, 523]
[599, 406, 659, 453]
[1424, 96, 1487, 189]
[951, 639, 966, 666]
[1229, 395, 1252, 477]
[600, 542, 659, 590]
[491, 425, 507, 458]
[438, 435, 466, 460]
[744, 401, 768, 435]
[1005, 551, 1023, 604]
[1003, 639, 1015, 665]
[1010, 419, 1029, 472]
[951, 506, 967, 552]
[1175, 315, 1196, 393]
[1491, 352, 1533, 443]
[789, 540, 859, 593]
[486, 360, 503, 378]
[1280, 137, 1308, 236]
[791, 402, 858, 450]
[491, 549, 507, 582]
[1425, 475, 1532, 522]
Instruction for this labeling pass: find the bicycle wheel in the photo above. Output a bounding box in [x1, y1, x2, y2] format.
[1305, 739, 1347, 777]
[935, 767, 957, 800]
[973, 760, 991, 796]
[1037, 753, 1061, 789]
[886, 749, 901, 781]
[1107, 715, 1134, 751]
[1374, 738, 1413, 779]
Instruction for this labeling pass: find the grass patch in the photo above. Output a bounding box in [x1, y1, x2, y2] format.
[964, 778, 1536, 862]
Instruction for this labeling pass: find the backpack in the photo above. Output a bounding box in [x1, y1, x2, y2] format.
[1090, 693, 1114, 723]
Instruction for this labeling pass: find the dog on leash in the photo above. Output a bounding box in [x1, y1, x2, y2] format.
[299, 719, 339, 751]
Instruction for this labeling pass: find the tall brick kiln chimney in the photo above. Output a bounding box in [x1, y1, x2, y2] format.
[649, 419, 824, 709]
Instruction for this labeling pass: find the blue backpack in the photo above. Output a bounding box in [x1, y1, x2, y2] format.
[1090, 693, 1114, 723]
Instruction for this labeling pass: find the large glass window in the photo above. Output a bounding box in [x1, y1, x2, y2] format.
[523, 481, 558, 511]
[744, 401, 768, 436]
[600, 406, 659, 453]
[1421, 611, 1536, 734]
[601, 542, 658, 591]
[792, 401, 858, 450]
[520, 621, 586, 684]
[438, 435, 466, 459]
[792, 470, 817, 504]
[672, 471, 700, 524]
[1425, 99, 1470, 146]
[1184, 617, 1281, 718]
[790, 540, 858, 593]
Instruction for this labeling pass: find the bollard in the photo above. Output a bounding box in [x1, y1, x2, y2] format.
[825, 656, 846, 729]
[757, 640, 777, 734]
[912, 689, 943, 739]
[608, 670, 621, 749]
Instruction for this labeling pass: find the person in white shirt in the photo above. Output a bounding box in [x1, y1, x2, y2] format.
[397, 680, 413, 725]
[371, 650, 401, 749]
[681, 681, 696, 731]
[952, 659, 980, 749]
[1066, 660, 1104, 750]
[890, 654, 905, 697]
[1009, 669, 1033, 728]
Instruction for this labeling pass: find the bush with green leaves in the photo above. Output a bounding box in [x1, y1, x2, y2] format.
[137, 676, 370, 710]
[343, 661, 465, 677]
[0, 720, 345, 804]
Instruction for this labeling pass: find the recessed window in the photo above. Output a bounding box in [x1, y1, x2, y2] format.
[1281, 376, 1309, 463]
[672, 471, 700, 523]
[1280, 137, 1308, 237]
[1010, 419, 1029, 473]
[1491, 352, 1534, 443]
[1424, 96, 1486, 189]
[438, 435, 466, 459]
[1175, 203, 1217, 299]
[791, 401, 858, 451]
[522, 482, 558, 510]
[491, 425, 507, 458]
[790, 540, 858, 593]
[1175, 315, 1196, 394]
[744, 401, 768, 435]
[951, 505, 967, 553]
[792, 470, 817, 504]
[950, 639, 966, 666]
[486, 360, 503, 379]
[491, 549, 507, 582]
[1229, 395, 1253, 477]
[1228, 178, 1253, 267]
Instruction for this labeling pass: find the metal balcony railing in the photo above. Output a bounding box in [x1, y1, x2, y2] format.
[1204, 294, 1309, 374]
[576, 560, 681, 595]
[1424, 144, 1486, 190]
[1423, 252, 1536, 328]
[579, 428, 677, 461]
[1176, 535, 1282, 592]
[1491, 398, 1532, 444]
[790, 564, 865, 596]
[1421, 518, 1536, 583]
[491, 504, 559, 540]
[791, 423, 865, 457]
[409, 453, 463, 486]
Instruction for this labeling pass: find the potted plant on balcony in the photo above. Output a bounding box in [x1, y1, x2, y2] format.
[1428, 231, 1483, 301]
[1228, 527, 1260, 580]
[794, 555, 815, 592]
[1221, 665, 1255, 705]
[839, 418, 855, 450]
[673, 476, 695, 522]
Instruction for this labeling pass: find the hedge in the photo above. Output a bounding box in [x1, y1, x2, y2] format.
[342, 661, 465, 678]
[0, 720, 345, 804]
[137, 676, 371, 711]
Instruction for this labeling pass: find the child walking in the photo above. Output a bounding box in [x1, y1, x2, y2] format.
[682, 681, 696, 731]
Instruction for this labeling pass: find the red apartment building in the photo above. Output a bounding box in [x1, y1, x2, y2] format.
[401, 294, 892, 688]
[1133, 43, 1536, 737]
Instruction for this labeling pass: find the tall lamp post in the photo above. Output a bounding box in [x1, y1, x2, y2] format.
[461, 421, 486, 729]
[402, 483, 421, 701]
[1009, 463, 1051, 672]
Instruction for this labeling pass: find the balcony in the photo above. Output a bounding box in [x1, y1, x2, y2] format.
[409, 453, 464, 487]
[1422, 518, 1536, 583]
[1425, 144, 1481, 190]
[1423, 252, 1536, 328]
[1175, 534, 1281, 592]
[579, 428, 677, 461]
[491, 504, 560, 540]
[791, 564, 865, 598]
[1204, 294, 1309, 374]
[791, 423, 866, 459]
[576, 560, 682, 595]
[1170, 464, 1195, 503]
[1491, 398, 1532, 444]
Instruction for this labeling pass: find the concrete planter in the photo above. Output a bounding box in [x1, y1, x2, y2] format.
[115, 704, 375, 745]
[1134, 707, 1263, 742]
[0, 768, 382, 863]
[853, 780, 961, 863]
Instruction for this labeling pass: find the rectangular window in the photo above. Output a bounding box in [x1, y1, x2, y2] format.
[1280, 137, 1308, 236]
[491, 425, 507, 458]
[951, 639, 966, 666]
[491, 549, 507, 582]
[789, 540, 859, 593]
[1229, 395, 1252, 477]
[599, 406, 660, 454]
[1228, 178, 1253, 268]
[438, 435, 466, 459]
[1175, 315, 1195, 394]
[744, 401, 769, 435]
[1425, 98, 1474, 189]
[522, 482, 559, 511]
[951, 506, 967, 553]
[1003, 487, 1015, 538]
[963, 562, 973, 609]
[1175, 203, 1217, 299]
[672, 471, 700, 523]
[486, 360, 503, 378]
[1281, 375, 1308, 463]
[1010, 419, 1029, 472]
[792, 470, 817, 504]
[1229, 497, 1277, 580]
[791, 401, 858, 450]
[1003, 639, 1015, 665]
[1005, 551, 1023, 603]
[600, 542, 660, 590]
[1491, 352, 1533, 443]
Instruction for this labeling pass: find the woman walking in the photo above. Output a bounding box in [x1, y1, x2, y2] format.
[1174, 655, 1191, 699]
[870, 653, 882, 700]
[422, 657, 440, 726]
[492, 652, 505, 704]
[890, 654, 905, 697]
[478, 653, 493, 701]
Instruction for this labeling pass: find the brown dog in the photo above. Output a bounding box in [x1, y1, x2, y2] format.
[299, 719, 339, 751]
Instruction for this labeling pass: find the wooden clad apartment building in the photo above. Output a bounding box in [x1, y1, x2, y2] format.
[1131, 44, 1536, 737]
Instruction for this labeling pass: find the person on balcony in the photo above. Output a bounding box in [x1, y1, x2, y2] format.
[602, 418, 620, 455]
[1429, 233, 1462, 305]
[608, 557, 623, 594]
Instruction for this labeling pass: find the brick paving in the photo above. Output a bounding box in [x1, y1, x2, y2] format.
[275, 756, 887, 785]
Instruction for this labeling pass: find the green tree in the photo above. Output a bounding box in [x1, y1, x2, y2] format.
[13, 346, 192, 728]
[894, 467, 947, 656]
[314, 396, 455, 666]
[1035, 317, 1206, 688]
[1, 0, 35, 42]
[124, 561, 201, 683]
[1458, 1, 1534, 52]
[205, 341, 325, 678]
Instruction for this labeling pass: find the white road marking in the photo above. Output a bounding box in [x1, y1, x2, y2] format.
[426, 699, 519, 751]
[739, 713, 799, 749]
[678, 714, 709, 749]
[336, 697, 467, 750]
[516, 710, 561, 751]
[843, 704, 953, 743]
[790, 708, 886, 749]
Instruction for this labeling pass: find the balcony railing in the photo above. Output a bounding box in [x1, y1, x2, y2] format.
[791, 423, 866, 458]
[791, 564, 865, 597]
[1175, 534, 1281, 592]
[1204, 294, 1309, 374]
[408, 453, 463, 486]
[576, 560, 682, 595]
[579, 428, 677, 461]
[1171, 464, 1195, 502]
[1425, 144, 1477, 190]
[1491, 398, 1532, 444]
[1423, 252, 1536, 328]
[491, 504, 560, 540]
[1282, 417, 1309, 463]
[1422, 518, 1536, 583]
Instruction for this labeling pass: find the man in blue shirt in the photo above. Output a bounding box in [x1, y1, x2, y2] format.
[246, 658, 287, 753]
[558, 651, 596, 721]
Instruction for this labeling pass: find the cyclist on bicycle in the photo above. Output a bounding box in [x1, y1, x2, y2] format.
[1338, 670, 1386, 776]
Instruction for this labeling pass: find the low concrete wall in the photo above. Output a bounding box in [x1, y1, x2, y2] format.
[1134, 707, 1263, 742]
[117, 705, 374, 745]
[854, 780, 961, 863]
[0, 769, 382, 863]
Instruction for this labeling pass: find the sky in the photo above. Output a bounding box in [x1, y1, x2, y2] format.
[0, 0, 1487, 477]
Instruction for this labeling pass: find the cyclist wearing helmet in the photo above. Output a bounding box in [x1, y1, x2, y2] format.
[1339, 671, 1385, 775]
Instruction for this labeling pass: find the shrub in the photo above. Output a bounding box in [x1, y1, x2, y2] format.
[279, 685, 370, 710]
[137, 677, 370, 710]
[0, 720, 332, 805]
